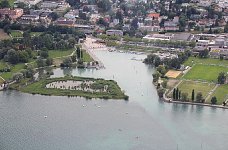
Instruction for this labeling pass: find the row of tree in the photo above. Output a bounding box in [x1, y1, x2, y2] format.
[172, 88, 218, 104]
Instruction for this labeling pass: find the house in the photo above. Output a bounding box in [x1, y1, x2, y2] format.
[14, 0, 42, 6]
[139, 25, 160, 32]
[196, 40, 210, 47]
[0, 8, 23, 20]
[64, 9, 79, 19]
[55, 18, 74, 27]
[106, 30, 123, 36]
[40, 1, 59, 9]
[147, 13, 160, 20]
[21, 14, 39, 21]
[172, 33, 193, 41]
[164, 21, 179, 31]
[143, 33, 174, 41]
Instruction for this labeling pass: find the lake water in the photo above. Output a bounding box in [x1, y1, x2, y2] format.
[1, 51, 228, 150]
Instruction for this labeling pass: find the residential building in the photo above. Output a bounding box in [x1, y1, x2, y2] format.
[0, 8, 23, 20]
[106, 30, 123, 36]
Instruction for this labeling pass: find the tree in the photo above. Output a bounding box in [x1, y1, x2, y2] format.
[13, 73, 24, 83]
[199, 49, 209, 58]
[97, 18, 108, 27]
[116, 10, 123, 24]
[218, 72, 226, 84]
[49, 12, 59, 21]
[62, 57, 73, 67]
[131, 18, 139, 30]
[40, 51, 49, 58]
[157, 88, 164, 98]
[191, 89, 195, 102]
[157, 65, 167, 77]
[196, 92, 203, 103]
[211, 96, 217, 105]
[173, 88, 176, 100]
[25, 66, 34, 78]
[18, 51, 29, 63]
[46, 58, 53, 66]
[71, 54, 77, 62]
[161, 80, 167, 88]
[0, 0, 10, 8]
[97, 0, 111, 12]
[76, 46, 81, 59]
[152, 71, 160, 83]
[176, 88, 179, 100]
[224, 23, 228, 33]
[36, 58, 46, 68]
[6, 49, 19, 64]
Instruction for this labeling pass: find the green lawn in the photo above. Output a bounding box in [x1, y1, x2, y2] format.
[210, 84, 228, 105]
[30, 32, 43, 37]
[0, 0, 15, 7]
[11, 76, 128, 100]
[0, 77, 4, 84]
[82, 50, 93, 62]
[183, 64, 228, 82]
[184, 57, 228, 67]
[0, 61, 8, 70]
[10, 30, 23, 38]
[178, 80, 215, 100]
[1, 63, 25, 80]
[48, 49, 74, 59]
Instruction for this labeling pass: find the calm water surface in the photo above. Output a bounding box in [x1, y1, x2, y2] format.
[0, 51, 228, 150]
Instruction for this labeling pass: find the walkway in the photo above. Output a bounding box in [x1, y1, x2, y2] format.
[82, 42, 105, 69]
[205, 84, 219, 102]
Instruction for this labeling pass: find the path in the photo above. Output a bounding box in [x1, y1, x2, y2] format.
[167, 80, 183, 96]
[82, 42, 105, 69]
[205, 84, 219, 102]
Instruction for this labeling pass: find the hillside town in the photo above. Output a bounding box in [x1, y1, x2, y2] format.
[1, 0, 228, 57]
[2, 0, 228, 149]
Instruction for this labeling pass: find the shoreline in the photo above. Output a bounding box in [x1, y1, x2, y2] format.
[9, 76, 129, 100]
[162, 90, 228, 109]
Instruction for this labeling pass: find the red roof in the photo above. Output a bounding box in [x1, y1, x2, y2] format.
[148, 13, 160, 18]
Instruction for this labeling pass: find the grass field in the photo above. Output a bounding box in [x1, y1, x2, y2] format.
[0, 61, 8, 70]
[178, 80, 215, 100]
[0, 77, 4, 84]
[10, 30, 23, 38]
[0, 29, 11, 40]
[82, 50, 94, 62]
[10, 76, 128, 100]
[1, 63, 25, 80]
[48, 49, 74, 59]
[210, 84, 228, 105]
[0, 0, 15, 7]
[183, 64, 228, 82]
[30, 32, 43, 37]
[184, 57, 228, 67]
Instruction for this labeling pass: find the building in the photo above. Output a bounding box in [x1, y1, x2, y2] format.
[55, 18, 75, 27]
[147, 13, 160, 20]
[143, 33, 174, 41]
[0, 8, 23, 20]
[64, 9, 79, 19]
[106, 30, 123, 36]
[14, 0, 42, 6]
[164, 21, 179, 31]
[172, 33, 193, 41]
[21, 14, 39, 21]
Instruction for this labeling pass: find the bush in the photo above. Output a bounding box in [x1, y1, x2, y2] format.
[211, 96, 217, 105]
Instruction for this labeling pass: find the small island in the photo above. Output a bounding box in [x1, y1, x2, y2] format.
[10, 76, 129, 100]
